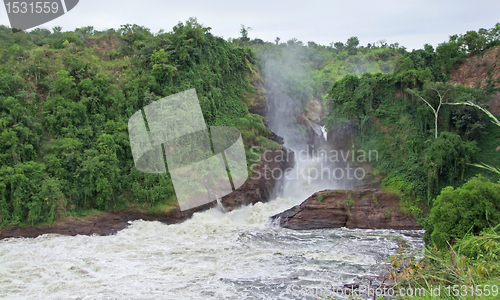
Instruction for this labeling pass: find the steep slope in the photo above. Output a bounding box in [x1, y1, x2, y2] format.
[449, 46, 500, 113]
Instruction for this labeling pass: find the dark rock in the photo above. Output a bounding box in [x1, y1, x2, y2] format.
[248, 100, 268, 117]
[221, 147, 294, 211]
[266, 126, 284, 145]
[247, 81, 268, 117]
[271, 189, 421, 230]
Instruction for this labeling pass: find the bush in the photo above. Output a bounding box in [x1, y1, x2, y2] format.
[427, 175, 500, 249]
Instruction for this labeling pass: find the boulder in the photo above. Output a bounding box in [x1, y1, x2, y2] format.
[271, 189, 421, 230]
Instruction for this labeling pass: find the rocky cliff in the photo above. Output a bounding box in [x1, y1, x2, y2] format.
[449, 46, 500, 114]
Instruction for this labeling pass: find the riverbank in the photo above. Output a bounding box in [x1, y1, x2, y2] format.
[0, 187, 422, 240]
[0, 146, 295, 240]
[0, 209, 185, 240]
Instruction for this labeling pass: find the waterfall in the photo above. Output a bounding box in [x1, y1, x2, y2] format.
[261, 45, 354, 196]
[321, 125, 327, 141]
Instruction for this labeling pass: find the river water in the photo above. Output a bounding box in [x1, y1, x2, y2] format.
[0, 159, 424, 300]
[0, 200, 424, 300]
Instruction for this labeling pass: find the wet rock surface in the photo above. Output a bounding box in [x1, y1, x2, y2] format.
[271, 189, 422, 230]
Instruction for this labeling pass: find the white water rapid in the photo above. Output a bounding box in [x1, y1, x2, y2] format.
[0, 184, 423, 300]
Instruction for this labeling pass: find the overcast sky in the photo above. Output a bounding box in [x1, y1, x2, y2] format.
[1, 0, 499, 50]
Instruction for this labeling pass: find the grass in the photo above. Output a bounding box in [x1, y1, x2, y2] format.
[4, 207, 103, 228]
[66, 208, 102, 218]
[145, 199, 178, 215]
[393, 225, 500, 299]
[63, 195, 178, 222]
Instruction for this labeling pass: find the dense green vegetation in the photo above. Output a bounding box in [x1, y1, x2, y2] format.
[429, 175, 500, 249]
[321, 23, 500, 242]
[316, 23, 500, 298]
[254, 35, 403, 102]
[0, 18, 280, 226]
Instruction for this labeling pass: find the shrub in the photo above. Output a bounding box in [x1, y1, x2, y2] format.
[372, 194, 379, 207]
[427, 175, 500, 250]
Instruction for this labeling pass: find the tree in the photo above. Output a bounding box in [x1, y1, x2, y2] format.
[333, 41, 345, 51]
[275, 37, 280, 45]
[424, 132, 477, 201]
[240, 24, 251, 42]
[407, 82, 457, 138]
[52, 26, 62, 34]
[460, 30, 486, 55]
[346, 36, 359, 55]
[0, 18, 269, 226]
[450, 100, 500, 174]
[150, 49, 177, 85]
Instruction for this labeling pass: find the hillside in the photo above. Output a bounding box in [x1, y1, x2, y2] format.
[0, 20, 283, 227]
[449, 45, 500, 113]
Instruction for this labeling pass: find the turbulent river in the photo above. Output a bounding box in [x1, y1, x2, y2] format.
[0, 160, 424, 300]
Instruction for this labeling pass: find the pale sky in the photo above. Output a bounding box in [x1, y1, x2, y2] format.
[1, 0, 499, 50]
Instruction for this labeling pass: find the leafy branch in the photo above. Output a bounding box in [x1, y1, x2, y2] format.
[407, 85, 456, 138]
[447, 101, 500, 175]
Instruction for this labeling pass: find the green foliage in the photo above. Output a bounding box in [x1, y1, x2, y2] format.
[249, 22, 500, 299]
[255, 37, 401, 103]
[427, 176, 500, 250]
[394, 23, 500, 83]
[395, 225, 500, 299]
[240, 25, 251, 43]
[324, 24, 499, 213]
[457, 225, 500, 279]
[316, 194, 324, 202]
[424, 132, 478, 199]
[343, 195, 354, 209]
[0, 19, 273, 226]
[324, 72, 394, 134]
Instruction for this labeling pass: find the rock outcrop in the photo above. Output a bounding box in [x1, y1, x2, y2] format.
[449, 46, 500, 90]
[221, 148, 294, 211]
[271, 189, 421, 230]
